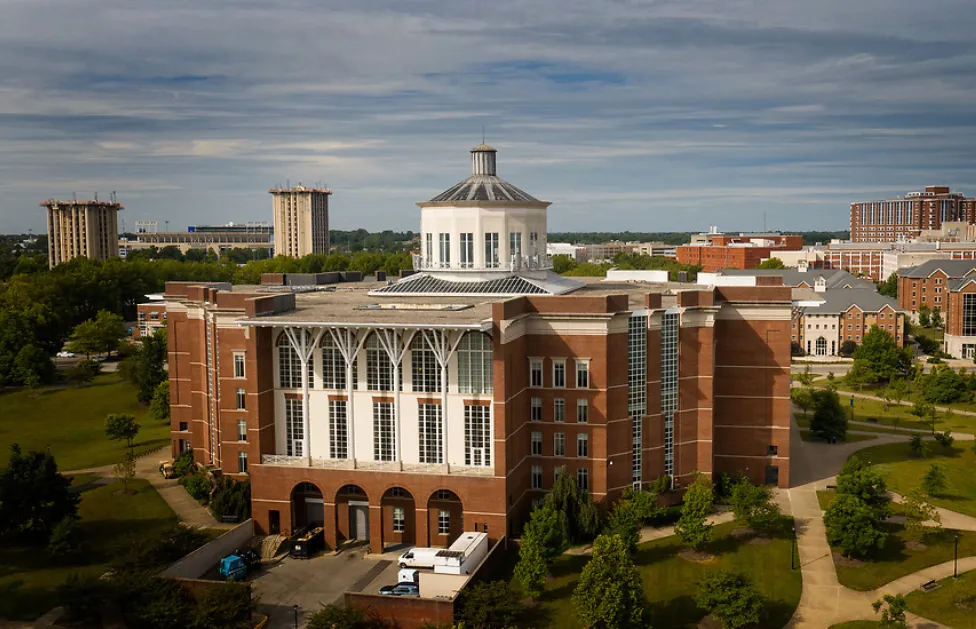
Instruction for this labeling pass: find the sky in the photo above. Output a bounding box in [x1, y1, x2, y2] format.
[2, 0, 976, 235]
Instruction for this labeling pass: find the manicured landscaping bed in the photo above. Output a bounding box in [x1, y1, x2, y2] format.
[854, 441, 976, 518]
[0, 374, 168, 471]
[905, 569, 976, 628]
[0, 478, 177, 620]
[834, 525, 976, 591]
[519, 519, 802, 628]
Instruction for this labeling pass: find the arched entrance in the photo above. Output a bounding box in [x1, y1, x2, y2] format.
[335, 484, 370, 544]
[381, 487, 416, 551]
[290, 482, 324, 533]
[816, 336, 827, 356]
[427, 489, 463, 547]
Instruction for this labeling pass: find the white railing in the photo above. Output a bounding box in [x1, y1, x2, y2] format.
[260, 454, 306, 466]
[260, 455, 494, 476]
[411, 253, 552, 272]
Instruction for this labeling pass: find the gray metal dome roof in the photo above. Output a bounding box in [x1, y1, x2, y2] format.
[427, 144, 541, 203]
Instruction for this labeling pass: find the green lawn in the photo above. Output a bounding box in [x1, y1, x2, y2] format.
[818, 491, 835, 511]
[0, 478, 178, 620]
[853, 441, 976, 518]
[520, 519, 802, 629]
[824, 393, 976, 434]
[912, 326, 945, 344]
[830, 382, 976, 424]
[905, 569, 976, 629]
[794, 416, 889, 438]
[0, 374, 169, 471]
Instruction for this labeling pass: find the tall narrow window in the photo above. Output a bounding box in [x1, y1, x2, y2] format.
[393, 507, 405, 533]
[237, 419, 247, 442]
[236, 388, 246, 410]
[329, 400, 348, 459]
[577, 433, 589, 458]
[458, 332, 492, 394]
[285, 398, 303, 457]
[553, 360, 566, 388]
[439, 233, 451, 267]
[320, 334, 347, 390]
[485, 232, 499, 268]
[438, 510, 450, 535]
[509, 232, 522, 258]
[464, 405, 491, 466]
[459, 233, 474, 268]
[367, 334, 397, 391]
[576, 360, 589, 388]
[531, 431, 542, 455]
[276, 334, 301, 388]
[661, 312, 679, 481]
[531, 465, 542, 489]
[373, 402, 394, 461]
[554, 432, 565, 456]
[530, 397, 542, 421]
[529, 231, 539, 255]
[529, 359, 543, 387]
[234, 353, 245, 379]
[576, 398, 588, 423]
[418, 403, 443, 464]
[411, 336, 441, 393]
[577, 468, 588, 491]
[425, 233, 433, 266]
[238, 451, 248, 474]
[554, 398, 565, 423]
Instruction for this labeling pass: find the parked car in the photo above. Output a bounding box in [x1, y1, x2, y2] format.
[379, 582, 419, 597]
[158, 461, 176, 479]
[56, 351, 75, 358]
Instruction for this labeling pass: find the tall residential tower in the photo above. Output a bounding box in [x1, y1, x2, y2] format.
[269, 185, 331, 257]
[40, 198, 122, 267]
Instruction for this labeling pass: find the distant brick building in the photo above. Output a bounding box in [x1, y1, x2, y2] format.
[850, 186, 976, 243]
[897, 260, 976, 318]
[677, 233, 803, 272]
[135, 301, 167, 338]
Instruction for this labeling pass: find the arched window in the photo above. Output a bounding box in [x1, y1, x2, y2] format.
[458, 333, 492, 394]
[320, 334, 346, 390]
[411, 335, 441, 393]
[816, 337, 827, 356]
[366, 334, 399, 391]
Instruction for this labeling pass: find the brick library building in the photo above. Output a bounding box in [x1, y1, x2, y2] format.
[161, 144, 792, 554]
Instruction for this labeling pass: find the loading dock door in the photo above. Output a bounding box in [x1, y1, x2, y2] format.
[350, 503, 369, 540]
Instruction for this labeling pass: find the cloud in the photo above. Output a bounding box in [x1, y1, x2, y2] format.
[1, 0, 976, 233]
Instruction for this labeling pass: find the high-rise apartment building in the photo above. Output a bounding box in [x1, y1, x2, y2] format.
[850, 186, 976, 242]
[270, 185, 331, 257]
[40, 199, 122, 267]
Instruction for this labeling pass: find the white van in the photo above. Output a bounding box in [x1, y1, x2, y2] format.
[397, 547, 439, 569]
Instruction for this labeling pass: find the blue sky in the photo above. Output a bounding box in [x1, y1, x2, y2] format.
[2, 0, 976, 234]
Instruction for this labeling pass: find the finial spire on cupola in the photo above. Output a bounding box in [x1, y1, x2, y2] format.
[470, 143, 497, 176]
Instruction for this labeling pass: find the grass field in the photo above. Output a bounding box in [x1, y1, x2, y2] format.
[821, 393, 976, 434]
[818, 491, 835, 511]
[520, 519, 802, 629]
[0, 374, 169, 471]
[794, 416, 891, 438]
[853, 441, 976, 518]
[0, 478, 177, 620]
[828, 382, 976, 425]
[905, 569, 976, 629]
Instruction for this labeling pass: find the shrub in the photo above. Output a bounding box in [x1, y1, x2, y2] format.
[729, 480, 781, 534]
[191, 583, 254, 629]
[47, 516, 82, 559]
[648, 474, 671, 494]
[839, 340, 858, 357]
[113, 524, 209, 572]
[209, 478, 251, 521]
[910, 435, 930, 458]
[455, 581, 526, 629]
[58, 573, 108, 623]
[180, 472, 212, 502]
[921, 464, 948, 497]
[173, 450, 195, 477]
[675, 474, 714, 551]
[935, 431, 955, 448]
[927, 356, 942, 364]
[695, 570, 763, 629]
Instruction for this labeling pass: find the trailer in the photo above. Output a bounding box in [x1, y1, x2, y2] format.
[433, 532, 488, 575]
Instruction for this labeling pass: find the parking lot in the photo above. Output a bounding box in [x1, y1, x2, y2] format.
[251, 548, 391, 628]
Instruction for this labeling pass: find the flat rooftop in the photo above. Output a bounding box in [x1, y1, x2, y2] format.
[234, 278, 685, 327]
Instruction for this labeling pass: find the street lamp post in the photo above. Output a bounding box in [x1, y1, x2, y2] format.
[791, 525, 797, 570]
[293, 604, 299, 629]
[954, 534, 960, 578]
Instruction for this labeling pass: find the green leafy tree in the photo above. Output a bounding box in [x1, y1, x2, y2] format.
[545, 470, 601, 543]
[791, 388, 814, 418]
[47, 516, 82, 559]
[909, 434, 930, 458]
[729, 479, 781, 534]
[878, 273, 898, 298]
[757, 257, 784, 269]
[845, 359, 877, 390]
[852, 325, 912, 383]
[150, 380, 171, 422]
[794, 364, 815, 387]
[836, 456, 892, 518]
[12, 343, 55, 387]
[521, 502, 569, 561]
[902, 489, 942, 543]
[620, 486, 665, 522]
[513, 539, 547, 599]
[838, 340, 858, 357]
[931, 306, 943, 329]
[572, 534, 647, 629]
[455, 581, 526, 629]
[908, 401, 936, 433]
[921, 463, 948, 497]
[810, 389, 848, 442]
[93, 310, 127, 356]
[67, 319, 102, 359]
[872, 594, 908, 629]
[695, 570, 764, 629]
[675, 474, 714, 551]
[919, 304, 931, 327]
[605, 499, 643, 556]
[129, 332, 168, 404]
[191, 582, 253, 629]
[105, 413, 141, 450]
[824, 493, 888, 558]
[0, 444, 80, 542]
[922, 366, 967, 404]
[114, 451, 136, 493]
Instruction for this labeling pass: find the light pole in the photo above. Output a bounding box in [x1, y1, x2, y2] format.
[293, 604, 299, 629]
[791, 525, 797, 570]
[954, 534, 960, 578]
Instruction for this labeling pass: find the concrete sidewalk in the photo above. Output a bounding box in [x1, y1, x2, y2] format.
[133, 454, 234, 530]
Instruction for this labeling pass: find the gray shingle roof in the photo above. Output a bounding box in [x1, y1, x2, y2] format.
[798, 289, 905, 315]
[428, 175, 540, 203]
[899, 259, 976, 279]
[717, 268, 874, 289]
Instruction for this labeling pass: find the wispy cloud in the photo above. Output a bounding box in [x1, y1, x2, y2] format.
[2, 0, 976, 232]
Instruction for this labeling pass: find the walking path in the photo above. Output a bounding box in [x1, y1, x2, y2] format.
[785, 412, 975, 628]
[794, 383, 976, 421]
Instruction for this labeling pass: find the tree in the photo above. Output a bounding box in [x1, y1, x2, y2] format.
[47, 516, 82, 559]
[514, 540, 547, 599]
[836, 456, 892, 518]
[919, 304, 931, 327]
[572, 534, 647, 629]
[791, 388, 813, 418]
[129, 333, 168, 404]
[620, 486, 665, 522]
[191, 582, 254, 629]
[67, 362, 96, 387]
[605, 499, 643, 556]
[66, 318, 102, 359]
[921, 464, 948, 497]
[757, 257, 784, 269]
[94, 310, 127, 357]
[872, 594, 908, 629]
[845, 359, 877, 390]
[675, 474, 714, 551]
[910, 434, 931, 458]
[935, 430, 954, 448]
[0, 444, 80, 542]
[794, 364, 815, 387]
[521, 502, 568, 561]
[810, 389, 848, 442]
[902, 489, 941, 543]
[12, 343, 55, 387]
[114, 451, 136, 493]
[931, 306, 943, 329]
[878, 273, 898, 298]
[909, 401, 937, 434]
[105, 413, 141, 450]
[729, 479, 781, 534]
[545, 470, 601, 543]
[150, 380, 171, 422]
[838, 340, 858, 357]
[455, 581, 526, 629]
[694, 570, 764, 629]
[922, 367, 967, 404]
[853, 325, 912, 383]
[824, 493, 888, 558]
